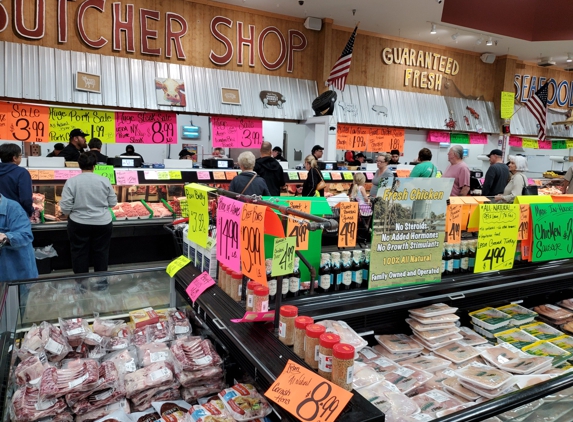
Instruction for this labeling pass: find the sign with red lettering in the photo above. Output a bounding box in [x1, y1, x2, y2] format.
[115, 111, 177, 144]
[211, 117, 263, 148]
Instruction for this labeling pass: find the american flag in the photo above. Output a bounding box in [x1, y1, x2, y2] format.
[326, 25, 358, 91]
[526, 83, 549, 140]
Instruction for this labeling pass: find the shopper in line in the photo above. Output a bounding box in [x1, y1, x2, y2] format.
[410, 148, 438, 178]
[88, 138, 109, 164]
[388, 149, 401, 165]
[311, 145, 324, 161]
[443, 145, 470, 196]
[229, 151, 270, 196]
[350, 173, 370, 205]
[298, 155, 324, 197]
[369, 153, 393, 199]
[59, 152, 118, 274]
[495, 155, 528, 204]
[482, 149, 510, 196]
[60, 128, 88, 162]
[0, 143, 33, 216]
[46, 143, 65, 157]
[121, 145, 144, 163]
[0, 194, 38, 282]
[254, 142, 285, 196]
[179, 149, 196, 160]
[272, 146, 287, 162]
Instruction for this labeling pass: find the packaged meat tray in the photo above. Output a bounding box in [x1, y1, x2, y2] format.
[399, 355, 451, 373]
[411, 332, 463, 351]
[410, 389, 463, 418]
[59, 317, 89, 347]
[470, 307, 512, 331]
[455, 363, 514, 390]
[520, 322, 563, 341]
[171, 337, 222, 371]
[408, 313, 460, 325]
[372, 345, 421, 362]
[124, 362, 174, 399]
[367, 357, 401, 376]
[411, 326, 460, 341]
[435, 402, 479, 418]
[522, 340, 572, 366]
[459, 379, 517, 399]
[188, 400, 234, 422]
[434, 342, 480, 364]
[442, 377, 481, 401]
[458, 326, 488, 346]
[533, 304, 573, 325]
[355, 346, 384, 363]
[514, 374, 554, 389]
[151, 400, 191, 421]
[494, 328, 539, 349]
[374, 334, 424, 354]
[218, 383, 272, 421]
[548, 334, 573, 355]
[352, 364, 385, 389]
[317, 320, 368, 352]
[424, 368, 456, 390]
[357, 383, 418, 415]
[496, 303, 537, 325]
[480, 345, 552, 374]
[382, 366, 434, 395]
[409, 303, 458, 317]
[557, 298, 573, 311]
[406, 318, 456, 332]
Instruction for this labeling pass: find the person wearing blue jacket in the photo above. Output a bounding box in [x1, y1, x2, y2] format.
[0, 194, 38, 282]
[0, 143, 33, 216]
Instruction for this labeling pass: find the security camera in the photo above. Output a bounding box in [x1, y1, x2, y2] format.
[299, 1, 304, 5]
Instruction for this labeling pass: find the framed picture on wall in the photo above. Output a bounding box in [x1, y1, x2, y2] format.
[221, 88, 241, 105]
[75, 72, 101, 94]
[155, 78, 186, 107]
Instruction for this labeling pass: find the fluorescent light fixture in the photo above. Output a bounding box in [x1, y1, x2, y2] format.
[451, 32, 459, 41]
[430, 23, 437, 34]
[486, 37, 493, 46]
[567, 53, 572, 63]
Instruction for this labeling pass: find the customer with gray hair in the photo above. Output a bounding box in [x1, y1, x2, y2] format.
[229, 151, 270, 196]
[495, 155, 528, 203]
[443, 145, 470, 196]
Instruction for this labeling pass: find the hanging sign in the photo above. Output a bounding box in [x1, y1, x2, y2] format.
[286, 201, 311, 251]
[115, 111, 177, 144]
[0, 102, 50, 142]
[216, 196, 244, 273]
[427, 131, 450, 143]
[185, 183, 215, 248]
[338, 202, 359, 248]
[240, 203, 267, 283]
[49, 107, 116, 143]
[336, 124, 351, 149]
[211, 116, 263, 148]
[530, 202, 573, 262]
[500, 91, 515, 119]
[271, 237, 296, 276]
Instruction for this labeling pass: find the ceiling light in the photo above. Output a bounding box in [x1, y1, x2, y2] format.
[430, 23, 437, 34]
[476, 37, 483, 45]
[567, 53, 572, 63]
[486, 37, 493, 46]
[451, 32, 458, 41]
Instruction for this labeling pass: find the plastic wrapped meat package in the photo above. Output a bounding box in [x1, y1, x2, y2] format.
[188, 400, 235, 422]
[181, 379, 226, 402]
[39, 322, 73, 363]
[171, 337, 222, 372]
[75, 398, 131, 422]
[124, 362, 174, 399]
[355, 346, 384, 364]
[14, 353, 49, 387]
[441, 377, 481, 401]
[93, 318, 126, 338]
[168, 309, 192, 338]
[147, 321, 172, 343]
[373, 344, 421, 362]
[470, 308, 513, 331]
[218, 384, 272, 421]
[435, 402, 480, 418]
[411, 332, 463, 351]
[352, 363, 385, 389]
[130, 378, 181, 411]
[59, 318, 90, 348]
[358, 381, 418, 415]
[11, 386, 68, 422]
[480, 345, 552, 374]
[434, 342, 480, 364]
[151, 400, 191, 421]
[375, 334, 423, 354]
[411, 326, 461, 342]
[514, 374, 554, 389]
[399, 355, 451, 373]
[533, 304, 573, 325]
[382, 366, 434, 395]
[456, 363, 514, 391]
[39, 358, 100, 401]
[317, 320, 368, 352]
[411, 389, 464, 418]
[458, 326, 489, 346]
[406, 318, 457, 332]
[107, 326, 132, 352]
[64, 360, 122, 408]
[365, 357, 401, 376]
[424, 368, 456, 390]
[409, 303, 458, 318]
[94, 409, 132, 422]
[496, 304, 537, 326]
[494, 329, 539, 349]
[548, 335, 573, 355]
[128, 408, 161, 422]
[519, 322, 563, 341]
[137, 342, 172, 367]
[522, 340, 572, 367]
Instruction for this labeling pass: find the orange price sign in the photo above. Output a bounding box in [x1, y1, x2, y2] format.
[0, 102, 50, 142]
[518, 204, 529, 240]
[331, 172, 342, 181]
[367, 127, 405, 152]
[336, 124, 351, 150]
[240, 203, 267, 283]
[28, 169, 39, 180]
[265, 359, 352, 422]
[213, 171, 226, 180]
[445, 204, 462, 244]
[226, 171, 238, 180]
[286, 201, 311, 250]
[368, 127, 386, 152]
[338, 202, 359, 247]
[348, 126, 368, 150]
[38, 170, 55, 180]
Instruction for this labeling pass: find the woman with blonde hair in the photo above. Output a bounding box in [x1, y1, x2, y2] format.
[495, 155, 528, 203]
[298, 155, 324, 196]
[350, 173, 370, 205]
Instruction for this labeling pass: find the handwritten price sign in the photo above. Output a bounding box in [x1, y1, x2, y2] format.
[0, 103, 50, 142]
[116, 171, 139, 185]
[115, 111, 177, 144]
[286, 201, 311, 250]
[185, 271, 216, 303]
[335, 124, 351, 150]
[445, 204, 462, 244]
[338, 202, 359, 248]
[518, 204, 529, 241]
[185, 183, 215, 248]
[94, 165, 116, 185]
[272, 237, 296, 276]
[530, 203, 573, 262]
[166, 255, 191, 277]
[240, 203, 267, 284]
[216, 196, 244, 273]
[265, 360, 352, 422]
[49, 107, 116, 143]
[211, 116, 263, 148]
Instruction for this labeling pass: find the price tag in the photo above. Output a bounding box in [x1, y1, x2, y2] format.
[144, 170, 159, 180]
[265, 359, 352, 422]
[197, 171, 210, 180]
[211, 116, 263, 148]
[336, 124, 351, 150]
[286, 201, 311, 251]
[0, 103, 50, 142]
[116, 170, 139, 185]
[349, 126, 368, 150]
[54, 170, 80, 180]
[299, 172, 308, 181]
[343, 172, 353, 181]
[185, 183, 215, 248]
[185, 271, 216, 303]
[288, 172, 300, 180]
[216, 196, 244, 273]
[231, 311, 276, 323]
[225, 171, 237, 180]
[271, 237, 296, 276]
[331, 172, 342, 180]
[157, 171, 170, 180]
[240, 203, 266, 284]
[28, 169, 39, 180]
[115, 111, 177, 144]
[338, 202, 359, 248]
[518, 204, 529, 240]
[94, 165, 116, 185]
[169, 171, 182, 179]
[322, 172, 331, 181]
[38, 170, 54, 180]
[445, 204, 462, 244]
[166, 255, 191, 277]
[180, 199, 189, 218]
[365, 172, 374, 180]
[213, 171, 225, 180]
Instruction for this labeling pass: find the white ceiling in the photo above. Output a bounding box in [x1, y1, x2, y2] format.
[213, 0, 573, 68]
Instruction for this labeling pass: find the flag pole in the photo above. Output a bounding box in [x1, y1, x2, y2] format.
[507, 104, 524, 120]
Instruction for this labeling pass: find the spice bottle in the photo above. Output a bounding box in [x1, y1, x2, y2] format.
[224, 266, 233, 295]
[332, 343, 355, 391]
[230, 272, 243, 302]
[318, 333, 341, 380]
[294, 316, 314, 358]
[278, 305, 298, 346]
[218, 264, 226, 288]
[245, 280, 260, 312]
[253, 285, 269, 312]
[304, 324, 326, 369]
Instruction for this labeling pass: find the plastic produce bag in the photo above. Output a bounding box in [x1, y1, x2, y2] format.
[35, 245, 58, 259]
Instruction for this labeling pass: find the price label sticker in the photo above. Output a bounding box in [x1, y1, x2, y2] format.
[265, 359, 352, 422]
[240, 203, 267, 284]
[28, 170, 39, 180]
[144, 170, 159, 180]
[168, 171, 182, 179]
[94, 165, 116, 185]
[116, 170, 139, 185]
[343, 172, 354, 181]
[213, 171, 226, 180]
[445, 204, 462, 244]
[271, 237, 296, 276]
[38, 170, 54, 180]
[157, 171, 170, 180]
[338, 202, 359, 248]
[286, 201, 311, 251]
[288, 172, 300, 180]
[185, 271, 216, 303]
[331, 172, 342, 180]
[225, 171, 238, 180]
[322, 172, 331, 181]
[166, 255, 191, 277]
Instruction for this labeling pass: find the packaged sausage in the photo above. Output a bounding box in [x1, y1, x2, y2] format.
[409, 303, 458, 318]
[218, 384, 272, 421]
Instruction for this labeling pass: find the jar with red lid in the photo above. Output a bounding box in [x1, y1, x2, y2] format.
[230, 272, 243, 302]
[252, 285, 269, 312]
[304, 324, 326, 369]
[332, 343, 355, 391]
[294, 316, 314, 358]
[278, 305, 298, 346]
[245, 280, 260, 311]
[318, 333, 341, 380]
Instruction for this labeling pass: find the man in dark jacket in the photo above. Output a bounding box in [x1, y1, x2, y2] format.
[254, 142, 286, 196]
[482, 149, 510, 196]
[0, 143, 33, 216]
[272, 146, 287, 162]
[88, 138, 109, 164]
[46, 143, 64, 157]
[60, 128, 88, 161]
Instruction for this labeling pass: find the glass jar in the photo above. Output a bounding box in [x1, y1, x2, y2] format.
[304, 324, 326, 369]
[341, 251, 352, 289]
[230, 272, 243, 302]
[253, 285, 269, 312]
[332, 343, 355, 391]
[224, 266, 233, 295]
[294, 316, 314, 358]
[278, 305, 298, 346]
[318, 333, 341, 380]
[245, 280, 260, 312]
[218, 264, 226, 288]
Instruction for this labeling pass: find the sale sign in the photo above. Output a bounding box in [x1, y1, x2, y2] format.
[338, 202, 359, 248]
[474, 204, 520, 273]
[286, 201, 311, 250]
[211, 116, 263, 148]
[49, 107, 116, 143]
[115, 111, 177, 144]
[0, 102, 50, 142]
[185, 183, 215, 248]
[271, 237, 296, 276]
[240, 203, 267, 284]
[216, 196, 244, 273]
[530, 202, 573, 262]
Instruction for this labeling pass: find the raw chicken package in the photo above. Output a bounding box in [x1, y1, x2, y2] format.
[433, 342, 480, 364]
[408, 313, 460, 325]
[352, 364, 385, 389]
[188, 400, 234, 422]
[494, 328, 538, 349]
[366, 357, 401, 376]
[409, 303, 458, 317]
[357, 382, 416, 414]
[522, 340, 572, 366]
[317, 320, 368, 352]
[355, 346, 384, 364]
[411, 326, 460, 341]
[455, 363, 514, 391]
[520, 322, 563, 341]
[40, 322, 73, 362]
[458, 326, 488, 346]
[405, 318, 457, 332]
[480, 344, 552, 374]
[496, 304, 537, 325]
[151, 400, 191, 421]
[382, 366, 434, 395]
[411, 332, 463, 351]
[470, 308, 512, 331]
[410, 389, 463, 418]
[441, 377, 481, 401]
[218, 384, 272, 421]
[375, 334, 423, 354]
[399, 355, 451, 373]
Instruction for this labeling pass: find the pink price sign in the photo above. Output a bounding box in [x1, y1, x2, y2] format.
[115, 171, 139, 186]
[185, 271, 216, 303]
[231, 311, 276, 323]
[427, 131, 450, 143]
[211, 116, 263, 148]
[216, 196, 244, 273]
[115, 111, 177, 144]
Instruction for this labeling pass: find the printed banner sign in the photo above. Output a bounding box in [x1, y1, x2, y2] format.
[211, 116, 263, 148]
[115, 111, 177, 144]
[216, 196, 244, 273]
[0, 103, 50, 142]
[369, 178, 453, 289]
[530, 202, 573, 262]
[49, 107, 116, 143]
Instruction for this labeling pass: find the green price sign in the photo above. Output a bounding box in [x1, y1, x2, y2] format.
[94, 165, 116, 185]
[271, 237, 296, 277]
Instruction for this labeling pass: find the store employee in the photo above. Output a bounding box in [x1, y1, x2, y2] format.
[59, 129, 88, 162]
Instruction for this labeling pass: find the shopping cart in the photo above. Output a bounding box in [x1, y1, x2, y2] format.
[164, 217, 188, 258]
